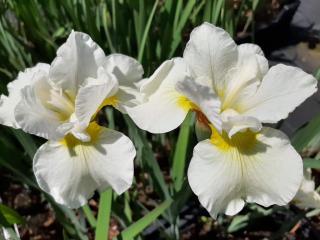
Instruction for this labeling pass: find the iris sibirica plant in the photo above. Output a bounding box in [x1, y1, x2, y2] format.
[0, 22, 318, 222]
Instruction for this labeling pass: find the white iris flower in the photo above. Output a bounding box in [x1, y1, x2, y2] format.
[293, 169, 320, 209]
[128, 23, 318, 217]
[0, 31, 142, 208]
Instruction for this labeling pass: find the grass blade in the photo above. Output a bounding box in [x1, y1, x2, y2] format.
[82, 205, 97, 229]
[124, 116, 170, 200]
[292, 113, 320, 152]
[95, 189, 112, 240]
[121, 199, 173, 240]
[11, 129, 38, 159]
[172, 113, 193, 191]
[137, 0, 158, 62]
[169, 0, 196, 57]
[303, 158, 320, 169]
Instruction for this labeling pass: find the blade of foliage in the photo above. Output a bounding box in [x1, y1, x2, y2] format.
[121, 199, 173, 240]
[0, 204, 25, 226]
[315, 68, 320, 81]
[95, 189, 112, 240]
[11, 129, 38, 159]
[227, 214, 250, 233]
[169, 0, 196, 58]
[124, 116, 170, 200]
[82, 205, 97, 229]
[137, 0, 158, 62]
[169, 180, 193, 220]
[292, 113, 320, 152]
[212, 0, 225, 24]
[228, 205, 273, 233]
[172, 113, 193, 191]
[48, 198, 88, 240]
[303, 158, 320, 169]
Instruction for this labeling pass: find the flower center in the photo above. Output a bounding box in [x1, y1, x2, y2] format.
[210, 125, 257, 153]
[60, 122, 101, 149]
[100, 95, 118, 108]
[45, 89, 75, 121]
[177, 96, 199, 112]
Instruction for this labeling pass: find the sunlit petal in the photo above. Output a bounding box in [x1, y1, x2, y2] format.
[15, 68, 65, 140]
[188, 127, 302, 218]
[33, 123, 135, 208]
[237, 64, 317, 123]
[75, 67, 118, 126]
[49, 31, 106, 95]
[104, 53, 144, 86]
[176, 77, 222, 132]
[127, 58, 190, 133]
[0, 63, 49, 128]
[183, 22, 238, 96]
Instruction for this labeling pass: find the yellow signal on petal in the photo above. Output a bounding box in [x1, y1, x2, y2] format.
[177, 95, 199, 112]
[92, 95, 119, 121]
[101, 95, 118, 108]
[210, 124, 257, 153]
[60, 122, 101, 149]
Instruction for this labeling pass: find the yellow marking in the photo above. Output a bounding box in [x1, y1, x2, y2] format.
[91, 95, 119, 121]
[101, 95, 118, 108]
[291, 199, 301, 205]
[177, 95, 199, 112]
[60, 122, 101, 149]
[210, 125, 257, 153]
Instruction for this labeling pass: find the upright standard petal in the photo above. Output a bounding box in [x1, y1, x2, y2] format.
[236, 64, 317, 123]
[14, 68, 67, 140]
[33, 123, 135, 208]
[238, 43, 265, 57]
[103, 54, 144, 113]
[0, 63, 49, 128]
[49, 31, 106, 95]
[15, 89, 63, 140]
[188, 127, 302, 218]
[183, 22, 238, 95]
[75, 67, 118, 126]
[104, 53, 144, 86]
[221, 49, 268, 110]
[113, 86, 143, 113]
[127, 58, 191, 133]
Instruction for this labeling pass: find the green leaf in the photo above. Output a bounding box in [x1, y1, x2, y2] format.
[292, 113, 320, 152]
[212, 0, 224, 24]
[124, 116, 170, 200]
[169, 179, 192, 220]
[303, 158, 320, 169]
[95, 189, 112, 240]
[169, 0, 196, 57]
[227, 204, 273, 233]
[121, 199, 173, 240]
[315, 68, 320, 81]
[227, 214, 250, 233]
[172, 113, 193, 191]
[137, 0, 158, 62]
[11, 129, 38, 159]
[0, 204, 25, 226]
[82, 205, 97, 229]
